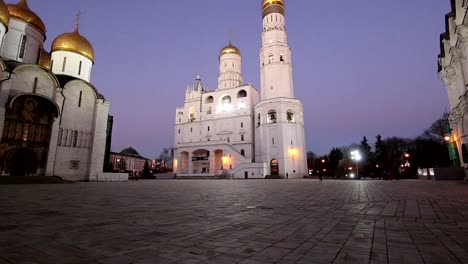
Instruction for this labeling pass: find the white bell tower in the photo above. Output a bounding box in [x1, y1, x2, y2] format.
[255, 0, 308, 178]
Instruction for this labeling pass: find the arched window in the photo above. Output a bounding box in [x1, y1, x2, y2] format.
[287, 111, 295, 123]
[257, 113, 261, 127]
[189, 107, 196, 122]
[268, 110, 277, 123]
[269, 54, 274, 64]
[221, 95, 231, 105]
[237, 90, 247, 98]
[241, 149, 245, 157]
[205, 96, 214, 104]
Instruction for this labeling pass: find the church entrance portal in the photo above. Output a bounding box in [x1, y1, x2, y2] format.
[0, 94, 59, 175]
[271, 159, 279, 176]
[5, 147, 38, 176]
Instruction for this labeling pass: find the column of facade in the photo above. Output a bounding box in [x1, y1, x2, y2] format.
[209, 155, 216, 175]
[188, 152, 193, 175]
[457, 25, 468, 80]
[451, 52, 467, 98]
[442, 66, 459, 109]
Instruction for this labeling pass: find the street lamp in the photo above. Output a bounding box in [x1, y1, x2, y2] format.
[350, 150, 362, 177]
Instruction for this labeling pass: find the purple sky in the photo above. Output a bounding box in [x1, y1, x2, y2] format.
[25, 0, 450, 158]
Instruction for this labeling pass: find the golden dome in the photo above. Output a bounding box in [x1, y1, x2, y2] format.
[220, 44, 241, 56]
[7, 0, 46, 36]
[0, 0, 10, 28]
[262, 0, 285, 9]
[38, 49, 50, 69]
[51, 29, 95, 61]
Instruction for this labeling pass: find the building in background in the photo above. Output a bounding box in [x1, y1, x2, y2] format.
[173, 0, 307, 179]
[438, 0, 468, 166]
[109, 147, 152, 175]
[0, 0, 110, 180]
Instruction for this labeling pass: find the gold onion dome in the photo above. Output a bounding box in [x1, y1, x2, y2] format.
[38, 49, 50, 69]
[220, 43, 241, 56]
[7, 0, 45, 36]
[0, 0, 10, 28]
[262, 0, 285, 17]
[262, 0, 285, 9]
[51, 29, 95, 61]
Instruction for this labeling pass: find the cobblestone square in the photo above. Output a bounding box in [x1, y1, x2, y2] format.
[1, 180, 468, 263]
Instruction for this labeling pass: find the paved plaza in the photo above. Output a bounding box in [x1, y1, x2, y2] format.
[1, 180, 468, 264]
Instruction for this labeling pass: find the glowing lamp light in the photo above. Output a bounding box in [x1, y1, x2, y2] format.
[350, 173, 355, 178]
[348, 167, 353, 171]
[404, 153, 410, 158]
[289, 148, 298, 156]
[350, 150, 362, 161]
[321, 159, 326, 163]
[444, 135, 451, 142]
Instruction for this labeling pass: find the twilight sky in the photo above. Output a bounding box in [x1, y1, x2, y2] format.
[24, 0, 450, 158]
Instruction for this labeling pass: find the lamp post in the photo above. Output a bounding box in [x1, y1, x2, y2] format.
[350, 150, 362, 177]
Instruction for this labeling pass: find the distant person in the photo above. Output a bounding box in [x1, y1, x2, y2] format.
[318, 174, 323, 182]
[286, 172, 289, 179]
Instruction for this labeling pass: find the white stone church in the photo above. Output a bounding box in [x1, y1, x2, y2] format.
[173, 0, 308, 179]
[0, 0, 110, 180]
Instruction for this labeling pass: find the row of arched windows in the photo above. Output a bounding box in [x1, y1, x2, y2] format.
[257, 110, 295, 126]
[204, 90, 247, 104]
[57, 129, 92, 148]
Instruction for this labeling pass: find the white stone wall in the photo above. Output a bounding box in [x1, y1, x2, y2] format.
[53, 80, 109, 180]
[439, 1, 468, 165]
[2, 19, 44, 64]
[255, 99, 307, 178]
[51, 50, 93, 82]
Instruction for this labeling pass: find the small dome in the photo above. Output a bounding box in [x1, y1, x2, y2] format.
[0, 0, 10, 28]
[220, 44, 241, 56]
[38, 49, 50, 69]
[120, 147, 142, 157]
[7, 0, 46, 36]
[262, 0, 285, 9]
[51, 29, 95, 61]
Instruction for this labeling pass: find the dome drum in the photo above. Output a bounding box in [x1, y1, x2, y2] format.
[51, 29, 95, 62]
[0, 0, 10, 28]
[7, 0, 46, 37]
[262, 0, 285, 17]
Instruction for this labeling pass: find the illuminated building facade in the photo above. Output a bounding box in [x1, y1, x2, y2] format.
[0, 0, 110, 180]
[173, 0, 307, 178]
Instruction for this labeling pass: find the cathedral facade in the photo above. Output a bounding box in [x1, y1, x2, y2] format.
[439, 0, 468, 166]
[0, 0, 110, 180]
[173, 0, 308, 179]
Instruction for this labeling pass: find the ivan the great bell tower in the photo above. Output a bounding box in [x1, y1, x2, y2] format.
[255, 0, 308, 178]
